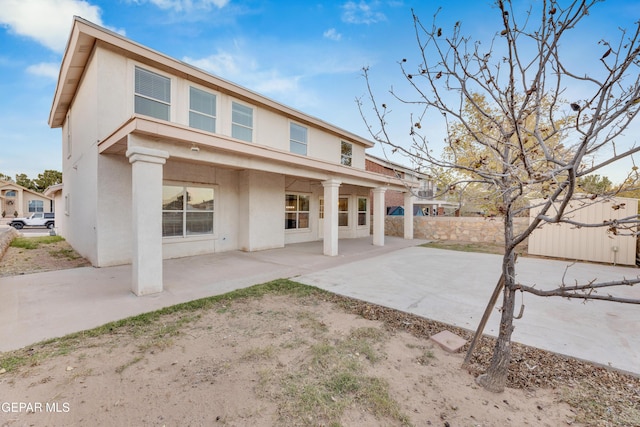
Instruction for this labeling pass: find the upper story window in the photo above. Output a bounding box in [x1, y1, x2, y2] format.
[232, 101, 253, 142]
[5, 190, 16, 197]
[134, 66, 171, 121]
[341, 141, 352, 166]
[189, 87, 216, 133]
[290, 123, 308, 155]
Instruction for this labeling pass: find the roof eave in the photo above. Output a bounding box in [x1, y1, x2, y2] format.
[48, 18, 375, 148]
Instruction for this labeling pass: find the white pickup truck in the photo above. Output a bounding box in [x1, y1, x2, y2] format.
[9, 212, 55, 229]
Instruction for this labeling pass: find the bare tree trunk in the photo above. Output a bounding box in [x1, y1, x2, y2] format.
[476, 279, 517, 392]
[476, 212, 518, 392]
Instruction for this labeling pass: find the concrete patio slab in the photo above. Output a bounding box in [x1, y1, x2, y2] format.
[0, 237, 421, 352]
[296, 246, 640, 376]
[1, 238, 638, 378]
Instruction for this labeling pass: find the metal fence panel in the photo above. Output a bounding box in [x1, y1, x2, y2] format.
[528, 197, 638, 266]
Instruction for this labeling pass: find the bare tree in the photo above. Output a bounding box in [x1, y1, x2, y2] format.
[359, 0, 640, 392]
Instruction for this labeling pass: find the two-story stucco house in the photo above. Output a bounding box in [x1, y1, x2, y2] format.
[48, 17, 415, 296]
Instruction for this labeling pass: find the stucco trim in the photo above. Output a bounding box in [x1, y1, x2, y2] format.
[102, 117, 412, 191]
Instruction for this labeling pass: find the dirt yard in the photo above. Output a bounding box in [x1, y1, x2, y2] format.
[0, 235, 90, 277]
[0, 237, 639, 426]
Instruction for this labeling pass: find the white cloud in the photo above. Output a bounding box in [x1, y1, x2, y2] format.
[184, 50, 245, 78]
[138, 0, 229, 12]
[341, 1, 386, 24]
[323, 28, 342, 41]
[183, 49, 302, 99]
[0, 0, 124, 53]
[26, 62, 60, 80]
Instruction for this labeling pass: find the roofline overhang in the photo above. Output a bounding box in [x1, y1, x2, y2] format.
[49, 17, 374, 149]
[44, 183, 64, 198]
[99, 116, 409, 190]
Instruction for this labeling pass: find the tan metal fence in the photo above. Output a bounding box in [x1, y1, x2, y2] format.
[528, 197, 638, 266]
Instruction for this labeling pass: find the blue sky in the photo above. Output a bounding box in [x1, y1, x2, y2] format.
[0, 0, 638, 184]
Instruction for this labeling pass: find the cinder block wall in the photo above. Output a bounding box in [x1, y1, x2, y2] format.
[385, 216, 529, 244]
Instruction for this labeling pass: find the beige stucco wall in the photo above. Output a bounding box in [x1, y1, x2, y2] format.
[96, 153, 132, 266]
[60, 49, 101, 265]
[60, 44, 377, 267]
[239, 170, 286, 251]
[385, 216, 529, 244]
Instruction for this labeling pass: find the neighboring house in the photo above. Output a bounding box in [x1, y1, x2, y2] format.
[0, 180, 53, 220]
[48, 17, 416, 296]
[365, 154, 456, 216]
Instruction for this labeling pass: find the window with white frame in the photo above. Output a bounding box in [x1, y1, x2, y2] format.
[162, 185, 214, 237]
[232, 101, 253, 142]
[189, 86, 216, 133]
[358, 197, 368, 226]
[341, 141, 352, 166]
[338, 196, 349, 227]
[134, 66, 171, 121]
[28, 200, 43, 213]
[290, 123, 308, 155]
[319, 197, 324, 219]
[285, 194, 310, 230]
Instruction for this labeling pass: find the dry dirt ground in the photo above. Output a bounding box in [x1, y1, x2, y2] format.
[1, 238, 639, 427]
[0, 237, 90, 277]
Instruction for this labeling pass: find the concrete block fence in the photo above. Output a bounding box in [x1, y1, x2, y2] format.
[385, 216, 529, 244]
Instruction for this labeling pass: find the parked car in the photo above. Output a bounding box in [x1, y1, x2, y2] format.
[10, 212, 55, 229]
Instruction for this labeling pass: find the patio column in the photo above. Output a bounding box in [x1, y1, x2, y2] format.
[372, 187, 386, 246]
[126, 146, 170, 296]
[17, 189, 23, 216]
[322, 179, 341, 256]
[404, 191, 413, 240]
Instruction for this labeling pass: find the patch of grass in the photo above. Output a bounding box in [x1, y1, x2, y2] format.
[281, 336, 308, 350]
[276, 326, 409, 426]
[343, 327, 386, 364]
[296, 311, 328, 336]
[10, 235, 64, 249]
[241, 345, 276, 362]
[255, 368, 275, 398]
[0, 279, 322, 373]
[416, 349, 436, 366]
[49, 247, 81, 260]
[0, 355, 29, 372]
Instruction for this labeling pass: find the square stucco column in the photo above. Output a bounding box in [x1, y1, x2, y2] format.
[322, 179, 341, 256]
[126, 146, 170, 296]
[373, 187, 387, 246]
[403, 191, 414, 240]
